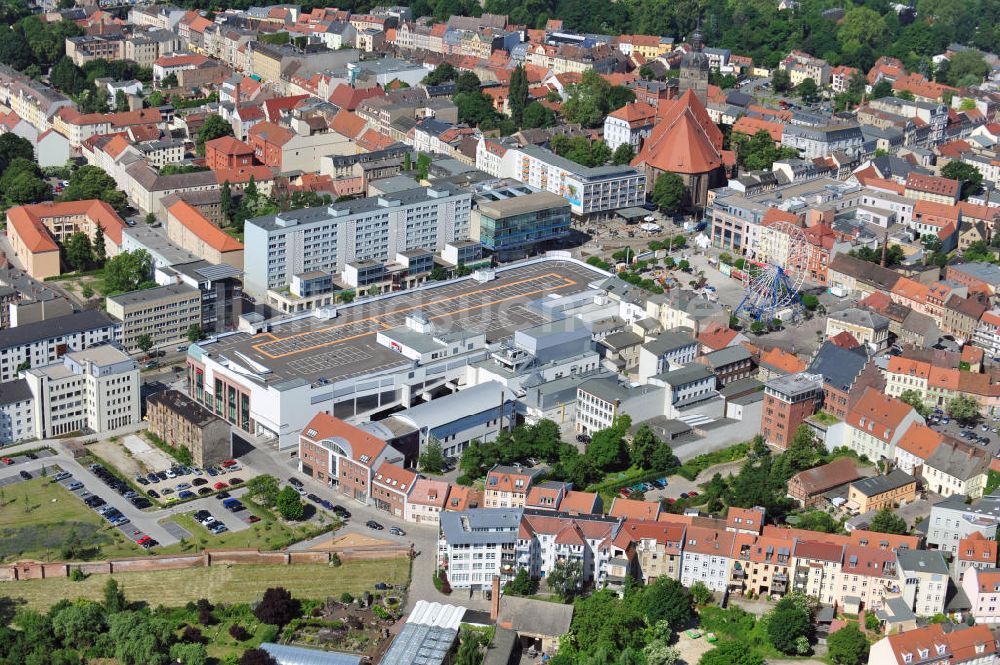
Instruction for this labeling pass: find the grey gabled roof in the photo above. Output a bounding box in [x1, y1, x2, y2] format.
[924, 441, 988, 481]
[0, 309, 117, 351]
[654, 363, 715, 386]
[643, 328, 697, 356]
[896, 549, 949, 576]
[0, 379, 32, 406]
[439, 508, 521, 546]
[701, 345, 752, 368]
[829, 307, 890, 330]
[807, 341, 869, 391]
[849, 469, 916, 497]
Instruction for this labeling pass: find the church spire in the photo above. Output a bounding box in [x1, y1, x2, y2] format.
[691, 17, 704, 52]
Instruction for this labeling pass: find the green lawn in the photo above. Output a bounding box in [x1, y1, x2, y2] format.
[158, 505, 339, 554]
[0, 477, 144, 563]
[4, 559, 411, 610]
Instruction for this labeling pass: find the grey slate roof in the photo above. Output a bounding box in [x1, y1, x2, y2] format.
[654, 363, 715, 386]
[496, 596, 574, 638]
[807, 341, 869, 391]
[924, 441, 988, 481]
[643, 328, 697, 356]
[896, 549, 949, 575]
[829, 307, 890, 330]
[849, 469, 916, 497]
[701, 345, 752, 368]
[0, 309, 117, 351]
[439, 508, 521, 546]
[0, 379, 32, 406]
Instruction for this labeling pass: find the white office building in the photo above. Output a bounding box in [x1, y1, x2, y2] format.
[24, 344, 140, 439]
[243, 184, 472, 298]
[476, 138, 646, 216]
[0, 310, 120, 383]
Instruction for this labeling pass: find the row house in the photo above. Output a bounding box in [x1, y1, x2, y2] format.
[962, 567, 1000, 625]
[729, 532, 793, 598]
[792, 539, 845, 605]
[974, 310, 1000, 361]
[484, 464, 539, 508]
[371, 462, 417, 518]
[608, 519, 686, 587]
[869, 623, 996, 665]
[842, 388, 923, 462]
[680, 525, 736, 592]
[517, 511, 619, 587]
[955, 532, 998, 583]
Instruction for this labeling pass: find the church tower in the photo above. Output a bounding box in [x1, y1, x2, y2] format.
[679, 20, 710, 106]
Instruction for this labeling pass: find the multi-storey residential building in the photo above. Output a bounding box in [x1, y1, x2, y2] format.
[928, 493, 1000, 554]
[476, 138, 646, 216]
[146, 389, 232, 467]
[781, 123, 864, 159]
[637, 329, 699, 380]
[826, 308, 890, 350]
[24, 344, 139, 439]
[843, 388, 923, 462]
[0, 63, 73, 131]
[106, 284, 202, 353]
[484, 465, 538, 508]
[6, 200, 126, 280]
[0, 310, 119, 383]
[160, 260, 245, 337]
[610, 519, 686, 585]
[405, 478, 449, 525]
[517, 511, 619, 586]
[760, 372, 824, 448]
[165, 200, 245, 270]
[0, 379, 34, 445]
[297, 412, 405, 502]
[680, 525, 735, 592]
[243, 184, 472, 297]
[905, 173, 961, 205]
[470, 187, 571, 259]
[955, 532, 998, 582]
[438, 508, 521, 590]
[792, 539, 845, 605]
[896, 549, 949, 617]
[835, 543, 900, 612]
[922, 440, 989, 499]
[974, 310, 1000, 360]
[829, 65, 859, 93]
[603, 102, 657, 152]
[729, 532, 794, 597]
[371, 462, 416, 517]
[779, 51, 830, 86]
[963, 567, 1000, 624]
[575, 375, 664, 435]
[868, 624, 951, 665]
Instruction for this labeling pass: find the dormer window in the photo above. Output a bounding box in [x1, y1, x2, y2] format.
[935, 644, 946, 655]
[918, 648, 928, 658]
[902, 652, 912, 663]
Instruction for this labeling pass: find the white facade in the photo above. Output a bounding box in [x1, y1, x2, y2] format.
[24, 344, 140, 439]
[0, 380, 34, 445]
[438, 508, 520, 590]
[680, 548, 733, 592]
[243, 185, 472, 297]
[0, 311, 120, 383]
[476, 138, 646, 216]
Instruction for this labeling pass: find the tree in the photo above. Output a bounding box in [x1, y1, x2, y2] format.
[504, 567, 537, 596]
[640, 577, 694, 630]
[103, 578, 126, 613]
[64, 232, 92, 272]
[869, 507, 908, 534]
[733, 130, 798, 171]
[586, 418, 631, 471]
[612, 143, 635, 165]
[508, 65, 529, 125]
[107, 610, 173, 665]
[196, 598, 214, 625]
[185, 324, 203, 344]
[562, 71, 633, 128]
[60, 164, 126, 210]
[521, 101, 555, 129]
[115, 89, 128, 112]
[651, 173, 685, 214]
[454, 71, 481, 93]
[945, 49, 989, 87]
[986, 469, 1000, 496]
[419, 438, 446, 474]
[196, 114, 234, 156]
[93, 222, 106, 264]
[276, 485, 305, 520]
[768, 595, 812, 655]
[796, 77, 818, 103]
[947, 394, 981, 423]
[941, 160, 983, 200]
[102, 249, 153, 295]
[0, 132, 34, 172]
[871, 79, 894, 99]
[253, 587, 301, 627]
[699, 641, 765, 665]
[49, 57, 88, 95]
[546, 558, 583, 601]
[169, 643, 208, 665]
[689, 581, 713, 606]
[136, 334, 153, 356]
[246, 474, 280, 507]
[422, 62, 456, 86]
[219, 180, 234, 225]
[161, 73, 177, 87]
[51, 601, 106, 649]
[772, 69, 791, 93]
[630, 423, 661, 469]
[240, 648, 278, 665]
[147, 90, 165, 107]
[898, 389, 930, 417]
[827, 623, 869, 665]
[4, 169, 51, 205]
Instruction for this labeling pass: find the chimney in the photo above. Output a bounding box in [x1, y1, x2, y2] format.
[490, 575, 501, 620]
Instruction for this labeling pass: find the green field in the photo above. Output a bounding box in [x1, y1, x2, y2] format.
[0, 477, 143, 562]
[158, 501, 340, 554]
[3, 559, 411, 610]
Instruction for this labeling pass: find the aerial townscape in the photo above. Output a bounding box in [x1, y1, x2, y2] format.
[1, 0, 1000, 664]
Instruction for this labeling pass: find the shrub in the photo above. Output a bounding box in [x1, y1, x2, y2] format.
[330, 553, 342, 567]
[372, 605, 392, 620]
[229, 624, 251, 641]
[433, 570, 451, 594]
[69, 568, 86, 582]
[340, 592, 354, 604]
[182, 625, 206, 643]
[455, 474, 473, 486]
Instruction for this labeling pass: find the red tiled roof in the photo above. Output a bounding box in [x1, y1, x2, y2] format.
[609, 497, 660, 520]
[166, 199, 243, 253]
[958, 531, 998, 564]
[896, 423, 942, 460]
[6, 200, 125, 253]
[632, 90, 724, 175]
[758, 346, 806, 374]
[906, 172, 960, 198]
[206, 135, 253, 156]
[607, 101, 657, 128]
[248, 121, 294, 147]
[153, 53, 210, 68]
[299, 412, 387, 467]
[328, 84, 385, 110]
[846, 388, 915, 443]
[732, 115, 783, 142]
[263, 95, 309, 123]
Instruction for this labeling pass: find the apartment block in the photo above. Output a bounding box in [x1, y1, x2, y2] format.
[24, 344, 140, 439]
[0, 310, 119, 383]
[438, 508, 521, 590]
[0, 379, 34, 445]
[106, 284, 202, 353]
[243, 184, 472, 298]
[760, 372, 824, 448]
[146, 389, 232, 467]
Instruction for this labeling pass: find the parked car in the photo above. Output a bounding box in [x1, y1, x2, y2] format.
[288, 477, 304, 488]
[333, 506, 351, 518]
[1, 457, 13, 465]
[213, 482, 229, 490]
[19, 470, 31, 480]
[389, 526, 406, 536]
[222, 459, 238, 468]
[306, 493, 322, 504]
[248, 515, 261, 523]
[67, 481, 84, 491]
[206, 467, 218, 477]
[229, 477, 243, 485]
[215, 491, 231, 500]
[192, 478, 208, 486]
[53, 472, 71, 481]
[366, 520, 384, 530]
[147, 489, 160, 498]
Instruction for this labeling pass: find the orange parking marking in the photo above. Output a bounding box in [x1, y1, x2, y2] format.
[250, 272, 578, 359]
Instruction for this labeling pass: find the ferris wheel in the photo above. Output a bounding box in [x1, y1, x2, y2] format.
[734, 221, 810, 322]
